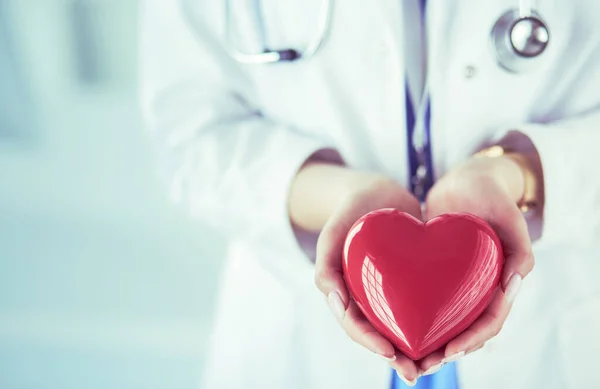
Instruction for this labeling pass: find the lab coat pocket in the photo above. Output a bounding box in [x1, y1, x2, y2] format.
[227, 0, 326, 60]
[557, 295, 600, 388]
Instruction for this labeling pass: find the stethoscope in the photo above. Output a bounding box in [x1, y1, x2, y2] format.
[225, 0, 550, 73]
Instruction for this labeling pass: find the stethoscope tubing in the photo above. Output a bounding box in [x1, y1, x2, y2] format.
[223, 0, 550, 72]
[225, 0, 333, 64]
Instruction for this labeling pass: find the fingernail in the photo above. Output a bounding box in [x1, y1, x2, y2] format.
[421, 363, 444, 376]
[396, 371, 418, 387]
[442, 351, 465, 364]
[328, 291, 346, 321]
[381, 354, 397, 363]
[504, 274, 523, 304]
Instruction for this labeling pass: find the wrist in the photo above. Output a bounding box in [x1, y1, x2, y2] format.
[473, 143, 541, 213]
[289, 162, 349, 232]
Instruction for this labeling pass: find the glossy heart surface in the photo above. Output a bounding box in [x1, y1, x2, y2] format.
[342, 209, 503, 360]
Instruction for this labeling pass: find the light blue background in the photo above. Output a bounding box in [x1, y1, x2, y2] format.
[1, 1, 222, 388]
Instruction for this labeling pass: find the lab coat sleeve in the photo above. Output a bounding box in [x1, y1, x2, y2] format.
[139, 1, 336, 280]
[495, 112, 600, 247]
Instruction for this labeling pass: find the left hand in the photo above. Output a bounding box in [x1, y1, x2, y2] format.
[417, 154, 535, 376]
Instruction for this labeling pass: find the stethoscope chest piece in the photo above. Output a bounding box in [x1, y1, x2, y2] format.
[491, 9, 550, 73]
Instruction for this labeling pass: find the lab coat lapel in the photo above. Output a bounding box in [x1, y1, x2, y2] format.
[329, 0, 414, 185]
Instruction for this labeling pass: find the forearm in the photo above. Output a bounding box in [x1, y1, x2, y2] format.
[289, 162, 361, 232]
[288, 163, 338, 232]
[288, 162, 399, 233]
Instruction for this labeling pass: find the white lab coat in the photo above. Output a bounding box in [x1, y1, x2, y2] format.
[139, 0, 600, 388]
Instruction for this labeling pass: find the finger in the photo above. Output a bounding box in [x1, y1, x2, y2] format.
[486, 202, 534, 288]
[418, 349, 446, 375]
[338, 300, 396, 359]
[467, 342, 486, 355]
[389, 351, 420, 384]
[444, 288, 513, 357]
[314, 204, 359, 304]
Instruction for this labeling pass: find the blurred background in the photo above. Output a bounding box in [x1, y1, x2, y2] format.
[0, 1, 223, 388]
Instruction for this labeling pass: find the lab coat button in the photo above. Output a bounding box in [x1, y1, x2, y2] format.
[464, 65, 477, 79]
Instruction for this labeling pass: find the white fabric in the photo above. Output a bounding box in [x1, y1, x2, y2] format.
[139, 0, 600, 388]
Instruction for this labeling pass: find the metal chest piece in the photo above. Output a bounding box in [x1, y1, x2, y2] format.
[491, 9, 550, 73]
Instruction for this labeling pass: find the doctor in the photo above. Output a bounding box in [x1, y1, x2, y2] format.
[139, 0, 600, 388]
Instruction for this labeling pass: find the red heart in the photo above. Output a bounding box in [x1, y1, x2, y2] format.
[342, 209, 503, 361]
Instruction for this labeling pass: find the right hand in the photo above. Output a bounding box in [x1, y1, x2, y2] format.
[313, 171, 422, 384]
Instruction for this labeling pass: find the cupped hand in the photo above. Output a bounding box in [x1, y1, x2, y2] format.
[313, 172, 423, 385]
[418, 155, 535, 374]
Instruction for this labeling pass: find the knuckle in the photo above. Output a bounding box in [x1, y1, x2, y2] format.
[342, 323, 360, 343]
[525, 252, 536, 273]
[516, 251, 535, 278]
[348, 331, 361, 345]
[314, 270, 328, 293]
[355, 330, 378, 350]
[342, 321, 373, 348]
[472, 343, 485, 353]
[491, 324, 503, 337]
